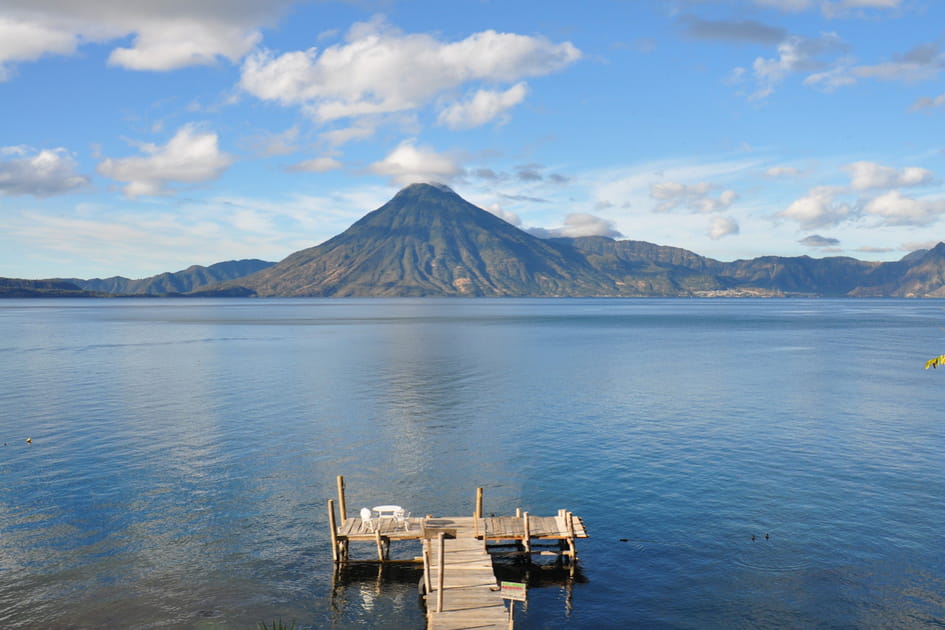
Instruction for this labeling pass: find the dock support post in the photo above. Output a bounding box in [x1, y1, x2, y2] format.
[423, 545, 433, 595]
[474, 486, 484, 539]
[523, 511, 531, 558]
[328, 499, 339, 563]
[375, 529, 384, 562]
[436, 532, 446, 613]
[566, 511, 577, 575]
[336, 475, 347, 522]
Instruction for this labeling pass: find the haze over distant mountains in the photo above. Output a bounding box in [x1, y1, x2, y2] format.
[4, 182, 945, 298]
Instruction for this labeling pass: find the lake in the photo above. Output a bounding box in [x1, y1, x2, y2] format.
[1, 298, 944, 629]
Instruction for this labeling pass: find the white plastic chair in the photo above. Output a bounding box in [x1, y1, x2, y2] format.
[360, 507, 374, 531]
[394, 508, 411, 531]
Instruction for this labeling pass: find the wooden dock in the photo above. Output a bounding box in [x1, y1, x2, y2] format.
[423, 518, 508, 630]
[327, 476, 588, 630]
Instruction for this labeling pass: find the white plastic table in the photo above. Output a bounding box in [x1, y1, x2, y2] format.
[372, 505, 404, 518]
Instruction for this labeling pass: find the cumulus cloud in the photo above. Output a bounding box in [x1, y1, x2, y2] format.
[529, 213, 622, 239]
[779, 185, 852, 228]
[239, 18, 580, 122]
[484, 203, 522, 226]
[0, 146, 89, 196]
[799, 234, 841, 247]
[287, 156, 342, 173]
[368, 140, 462, 186]
[651, 181, 737, 213]
[863, 190, 945, 226]
[843, 160, 933, 190]
[0, 1, 289, 78]
[96, 124, 234, 197]
[708, 215, 740, 240]
[0, 15, 78, 81]
[438, 82, 528, 129]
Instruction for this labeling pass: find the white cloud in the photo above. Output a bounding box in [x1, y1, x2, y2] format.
[0, 16, 78, 81]
[96, 124, 234, 197]
[708, 215, 740, 240]
[529, 213, 622, 239]
[778, 185, 852, 228]
[843, 161, 933, 191]
[752, 0, 815, 10]
[765, 166, 801, 177]
[0, 146, 89, 196]
[368, 140, 462, 186]
[287, 156, 342, 173]
[822, 0, 902, 17]
[437, 82, 529, 129]
[320, 122, 377, 147]
[107, 19, 260, 71]
[744, 33, 845, 99]
[0, 1, 290, 77]
[239, 18, 580, 122]
[803, 64, 857, 91]
[651, 181, 737, 213]
[483, 203, 522, 227]
[558, 213, 623, 238]
[863, 190, 945, 226]
[806, 43, 942, 90]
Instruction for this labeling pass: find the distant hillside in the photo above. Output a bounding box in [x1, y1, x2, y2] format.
[0, 278, 97, 298]
[210, 183, 945, 298]
[63, 259, 274, 295]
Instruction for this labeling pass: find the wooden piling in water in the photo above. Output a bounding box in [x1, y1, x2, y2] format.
[522, 511, 531, 556]
[337, 475, 347, 522]
[328, 499, 338, 563]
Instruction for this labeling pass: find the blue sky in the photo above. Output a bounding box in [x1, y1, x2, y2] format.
[2, 0, 944, 279]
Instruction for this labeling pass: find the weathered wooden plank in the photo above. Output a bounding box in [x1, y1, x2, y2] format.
[423, 517, 508, 630]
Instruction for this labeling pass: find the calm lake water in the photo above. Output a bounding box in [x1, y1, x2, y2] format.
[1, 298, 944, 629]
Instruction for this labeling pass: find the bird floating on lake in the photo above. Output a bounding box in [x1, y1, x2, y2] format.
[26, 437, 32, 444]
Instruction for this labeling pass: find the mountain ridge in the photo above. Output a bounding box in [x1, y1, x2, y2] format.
[5, 184, 945, 298]
[215, 183, 945, 298]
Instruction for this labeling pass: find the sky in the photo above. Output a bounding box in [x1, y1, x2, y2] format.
[2, 0, 944, 279]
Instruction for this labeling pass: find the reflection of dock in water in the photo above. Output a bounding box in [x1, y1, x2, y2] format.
[327, 476, 588, 629]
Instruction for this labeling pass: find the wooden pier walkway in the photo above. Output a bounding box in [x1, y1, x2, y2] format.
[327, 477, 588, 630]
[423, 517, 508, 630]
